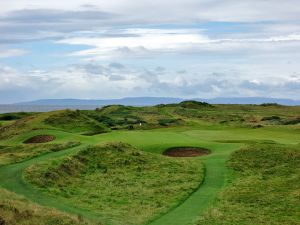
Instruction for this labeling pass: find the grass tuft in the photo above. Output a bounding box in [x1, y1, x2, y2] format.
[25, 142, 204, 225]
[196, 144, 300, 225]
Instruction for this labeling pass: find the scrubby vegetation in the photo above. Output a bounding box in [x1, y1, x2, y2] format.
[0, 112, 36, 121]
[25, 142, 204, 225]
[0, 101, 299, 225]
[44, 110, 108, 135]
[0, 142, 80, 166]
[1, 102, 300, 140]
[0, 188, 88, 225]
[178, 100, 212, 109]
[196, 144, 300, 225]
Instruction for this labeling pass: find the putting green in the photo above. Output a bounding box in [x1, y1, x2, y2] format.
[0, 126, 297, 225]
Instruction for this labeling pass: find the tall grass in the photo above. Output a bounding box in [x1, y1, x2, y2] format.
[196, 144, 300, 225]
[25, 142, 204, 225]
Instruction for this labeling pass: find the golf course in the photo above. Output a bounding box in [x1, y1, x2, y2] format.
[0, 101, 299, 225]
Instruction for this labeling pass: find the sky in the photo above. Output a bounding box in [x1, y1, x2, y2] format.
[0, 0, 300, 103]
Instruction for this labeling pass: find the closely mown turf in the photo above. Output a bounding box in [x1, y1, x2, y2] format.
[25, 142, 204, 225]
[196, 144, 300, 225]
[0, 188, 88, 225]
[0, 102, 299, 225]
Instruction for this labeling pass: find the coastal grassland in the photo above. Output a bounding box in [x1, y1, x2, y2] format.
[25, 142, 204, 225]
[0, 120, 15, 127]
[44, 110, 108, 135]
[0, 112, 36, 121]
[1, 103, 299, 141]
[0, 188, 89, 225]
[196, 143, 300, 225]
[0, 141, 80, 166]
[0, 102, 299, 225]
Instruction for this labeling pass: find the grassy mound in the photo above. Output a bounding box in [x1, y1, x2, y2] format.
[0, 142, 80, 166]
[0, 112, 36, 121]
[196, 144, 300, 225]
[0, 188, 88, 225]
[44, 110, 108, 135]
[179, 101, 212, 109]
[85, 106, 147, 130]
[1, 104, 299, 140]
[25, 142, 204, 225]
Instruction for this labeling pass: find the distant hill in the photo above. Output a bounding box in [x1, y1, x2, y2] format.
[15, 97, 184, 106]
[15, 97, 300, 106]
[194, 97, 300, 106]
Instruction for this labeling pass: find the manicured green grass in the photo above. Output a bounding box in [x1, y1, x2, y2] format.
[148, 144, 241, 225]
[195, 144, 300, 225]
[25, 142, 204, 225]
[0, 103, 299, 225]
[0, 127, 241, 225]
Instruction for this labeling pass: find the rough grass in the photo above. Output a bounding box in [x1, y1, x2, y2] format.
[0, 112, 36, 121]
[0, 188, 89, 225]
[25, 142, 204, 225]
[0, 142, 80, 166]
[0, 103, 299, 225]
[1, 103, 299, 141]
[44, 110, 108, 134]
[196, 144, 300, 225]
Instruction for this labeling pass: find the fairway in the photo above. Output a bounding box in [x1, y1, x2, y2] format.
[0, 103, 299, 225]
[1, 1, 300, 223]
[0, 128, 241, 224]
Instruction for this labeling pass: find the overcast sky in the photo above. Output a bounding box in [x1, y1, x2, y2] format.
[1, 0, 300, 103]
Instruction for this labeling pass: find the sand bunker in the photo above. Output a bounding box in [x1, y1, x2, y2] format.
[163, 147, 210, 157]
[24, 135, 55, 144]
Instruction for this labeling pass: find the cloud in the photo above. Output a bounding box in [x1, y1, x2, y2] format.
[1, 63, 299, 103]
[109, 62, 125, 69]
[1, 1, 300, 44]
[0, 48, 28, 58]
[55, 28, 300, 60]
[0, 1, 299, 102]
[57, 28, 211, 59]
[1, 0, 300, 23]
[0, 8, 119, 43]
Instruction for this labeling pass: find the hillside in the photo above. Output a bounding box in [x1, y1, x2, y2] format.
[0, 101, 299, 225]
[15, 97, 300, 106]
[25, 142, 204, 225]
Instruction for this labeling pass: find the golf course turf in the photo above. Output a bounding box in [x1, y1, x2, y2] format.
[0, 103, 299, 225]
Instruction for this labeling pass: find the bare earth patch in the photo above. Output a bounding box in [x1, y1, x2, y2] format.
[24, 135, 55, 144]
[163, 147, 210, 157]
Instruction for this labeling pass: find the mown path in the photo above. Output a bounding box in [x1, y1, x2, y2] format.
[0, 132, 241, 225]
[147, 149, 237, 225]
[0, 144, 102, 221]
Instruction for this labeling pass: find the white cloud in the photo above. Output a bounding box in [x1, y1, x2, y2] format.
[1, 0, 300, 23]
[0, 63, 299, 103]
[0, 48, 28, 58]
[58, 29, 211, 59]
[56, 28, 300, 60]
[0, 1, 299, 102]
